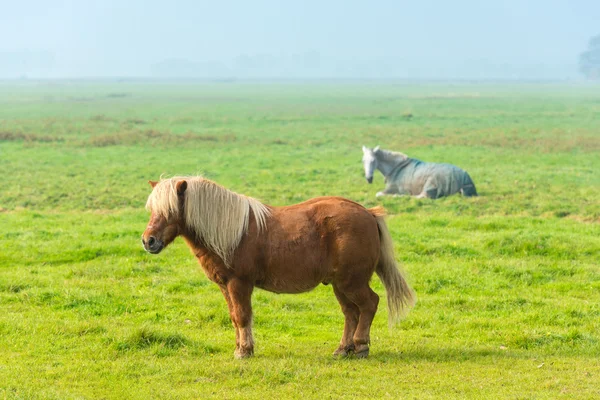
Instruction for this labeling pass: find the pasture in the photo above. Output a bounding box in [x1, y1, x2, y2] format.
[1, 81, 599, 399]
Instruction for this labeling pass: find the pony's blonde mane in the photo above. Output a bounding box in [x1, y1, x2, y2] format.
[145, 176, 270, 267]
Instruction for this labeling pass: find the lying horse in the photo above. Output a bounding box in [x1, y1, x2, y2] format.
[362, 146, 478, 199]
[142, 176, 415, 359]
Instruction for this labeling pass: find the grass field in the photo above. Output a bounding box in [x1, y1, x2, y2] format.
[1, 81, 599, 399]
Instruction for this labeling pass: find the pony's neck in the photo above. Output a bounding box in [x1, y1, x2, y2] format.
[181, 228, 224, 263]
[180, 231, 231, 282]
[376, 152, 410, 177]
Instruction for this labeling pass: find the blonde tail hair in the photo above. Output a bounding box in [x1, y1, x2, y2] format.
[370, 207, 416, 325]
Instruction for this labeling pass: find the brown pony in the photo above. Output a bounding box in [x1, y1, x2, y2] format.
[142, 176, 415, 358]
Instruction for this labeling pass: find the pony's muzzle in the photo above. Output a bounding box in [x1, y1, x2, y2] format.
[366, 176, 373, 184]
[142, 235, 164, 254]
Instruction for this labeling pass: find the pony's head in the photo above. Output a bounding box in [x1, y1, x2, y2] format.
[142, 179, 188, 254]
[362, 145, 380, 184]
[142, 176, 271, 266]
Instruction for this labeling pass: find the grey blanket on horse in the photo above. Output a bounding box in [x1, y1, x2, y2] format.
[362, 147, 478, 199]
[386, 158, 477, 199]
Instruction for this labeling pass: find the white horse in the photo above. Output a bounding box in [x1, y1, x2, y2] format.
[362, 146, 478, 199]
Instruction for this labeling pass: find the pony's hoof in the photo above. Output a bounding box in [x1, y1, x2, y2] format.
[332, 350, 350, 358]
[354, 345, 369, 359]
[333, 344, 355, 358]
[234, 349, 254, 359]
[355, 349, 369, 359]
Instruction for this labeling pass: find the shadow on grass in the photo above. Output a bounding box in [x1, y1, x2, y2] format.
[289, 347, 547, 364]
[365, 343, 598, 362]
[371, 347, 523, 363]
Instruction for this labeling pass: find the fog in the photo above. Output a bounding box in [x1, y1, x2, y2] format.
[1, 0, 599, 80]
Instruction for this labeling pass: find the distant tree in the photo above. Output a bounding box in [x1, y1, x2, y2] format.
[579, 34, 600, 79]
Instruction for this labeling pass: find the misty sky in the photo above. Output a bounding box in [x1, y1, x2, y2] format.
[1, 0, 599, 79]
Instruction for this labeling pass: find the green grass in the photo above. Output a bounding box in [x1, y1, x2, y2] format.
[1, 81, 599, 399]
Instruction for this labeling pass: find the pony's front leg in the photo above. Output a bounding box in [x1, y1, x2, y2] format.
[227, 279, 255, 359]
[219, 285, 241, 354]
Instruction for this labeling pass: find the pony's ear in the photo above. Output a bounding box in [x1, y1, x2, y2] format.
[148, 180, 158, 188]
[362, 145, 368, 153]
[176, 180, 187, 197]
[373, 145, 380, 152]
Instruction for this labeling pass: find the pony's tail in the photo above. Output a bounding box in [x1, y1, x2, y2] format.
[369, 207, 416, 326]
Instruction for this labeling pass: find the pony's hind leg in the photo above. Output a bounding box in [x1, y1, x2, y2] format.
[337, 283, 380, 358]
[332, 285, 360, 357]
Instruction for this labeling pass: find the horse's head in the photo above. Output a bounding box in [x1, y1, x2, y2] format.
[362, 145, 380, 184]
[142, 179, 188, 254]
